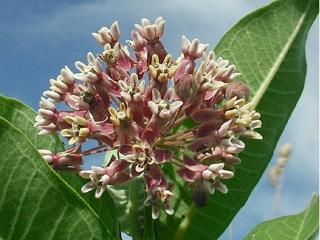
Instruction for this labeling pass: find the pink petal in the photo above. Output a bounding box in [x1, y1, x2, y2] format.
[141, 128, 156, 146]
[152, 88, 161, 101]
[110, 172, 131, 185]
[177, 168, 198, 182]
[119, 145, 133, 154]
[154, 149, 172, 163]
[159, 109, 170, 119]
[106, 160, 129, 176]
[204, 89, 217, 101]
[191, 108, 223, 123]
[197, 120, 224, 137]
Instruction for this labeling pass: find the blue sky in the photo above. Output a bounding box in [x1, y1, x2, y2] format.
[0, 0, 318, 239]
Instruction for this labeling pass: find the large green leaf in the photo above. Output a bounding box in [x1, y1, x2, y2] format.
[244, 194, 319, 240]
[156, 0, 319, 239]
[0, 95, 120, 238]
[0, 117, 119, 240]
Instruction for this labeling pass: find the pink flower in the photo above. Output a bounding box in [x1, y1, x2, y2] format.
[144, 165, 174, 219]
[36, 17, 262, 217]
[80, 159, 130, 198]
[148, 88, 183, 119]
[178, 156, 234, 194]
[38, 146, 82, 171]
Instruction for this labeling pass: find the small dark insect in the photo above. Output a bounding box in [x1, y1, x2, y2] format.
[192, 183, 209, 207]
[82, 91, 95, 105]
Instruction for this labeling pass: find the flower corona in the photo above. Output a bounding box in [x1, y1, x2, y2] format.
[36, 17, 262, 219]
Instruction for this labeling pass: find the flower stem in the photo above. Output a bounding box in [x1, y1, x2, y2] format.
[174, 204, 196, 240]
[129, 179, 143, 240]
[79, 144, 109, 156]
[143, 206, 155, 240]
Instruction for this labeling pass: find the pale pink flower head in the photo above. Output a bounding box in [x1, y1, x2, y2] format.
[35, 17, 262, 219]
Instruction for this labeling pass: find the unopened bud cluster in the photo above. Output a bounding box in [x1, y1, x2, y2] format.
[36, 17, 262, 219]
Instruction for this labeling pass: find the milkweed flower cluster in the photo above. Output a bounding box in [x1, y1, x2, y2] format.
[36, 17, 262, 219]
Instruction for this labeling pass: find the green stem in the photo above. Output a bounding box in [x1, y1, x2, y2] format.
[143, 206, 155, 240]
[129, 179, 143, 240]
[174, 204, 196, 240]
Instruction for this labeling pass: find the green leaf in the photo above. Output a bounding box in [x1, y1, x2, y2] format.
[244, 194, 319, 240]
[0, 95, 120, 238]
[0, 117, 119, 240]
[156, 0, 319, 239]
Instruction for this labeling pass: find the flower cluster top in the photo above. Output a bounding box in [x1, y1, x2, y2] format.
[36, 17, 262, 219]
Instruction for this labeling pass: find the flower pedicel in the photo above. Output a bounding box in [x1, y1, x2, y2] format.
[36, 17, 262, 219]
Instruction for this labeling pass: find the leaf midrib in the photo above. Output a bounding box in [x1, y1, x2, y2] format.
[251, 0, 312, 107]
[294, 196, 317, 240]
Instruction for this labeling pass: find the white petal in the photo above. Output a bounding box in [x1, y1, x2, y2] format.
[87, 52, 95, 64]
[219, 170, 234, 179]
[201, 169, 212, 180]
[151, 206, 160, 220]
[110, 21, 120, 41]
[208, 163, 224, 172]
[91, 166, 105, 174]
[40, 97, 55, 110]
[93, 59, 103, 74]
[155, 21, 165, 38]
[170, 101, 183, 113]
[143, 194, 153, 206]
[75, 61, 86, 72]
[42, 155, 53, 163]
[61, 66, 74, 85]
[145, 26, 155, 40]
[141, 18, 151, 26]
[34, 118, 51, 127]
[164, 204, 174, 215]
[204, 181, 215, 195]
[218, 120, 233, 137]
[41, 123, 56, 131]
[81, 182, 95, 193]
[155, 16, 163, 24]
[135, 164, 145, 173]
[38, 109, 54, 119]
[43, 91, 61, 101]
[121, 92, 132, 102]
[148, 101, 159, 115]
[38, 149, 52, 155]
[84, 72, 98, 83]
[79, 170, 93, 179]
[134, 24, 146, 39]
[152, 88, 161, 101]
[139, 80, 145, 93]
[181, 35, 190, 55]
[216, 182, 228, 194]
[38, 129, 51, 135]
[95, 185, 107, 198]
[92, 32, 103, 44]
[100, 174, 111, 185]
[159, 109, 170, 119]
[188, 38, 199, 57]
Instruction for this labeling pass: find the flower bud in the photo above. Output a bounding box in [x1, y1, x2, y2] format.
[192, 183, 209, 207]
[174, 74, 199, 101]
[225, 82, 249, 100]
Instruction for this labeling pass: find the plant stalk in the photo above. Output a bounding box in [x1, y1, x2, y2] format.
[174, 204, 196, 240]
[129, 179, 143, 240]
